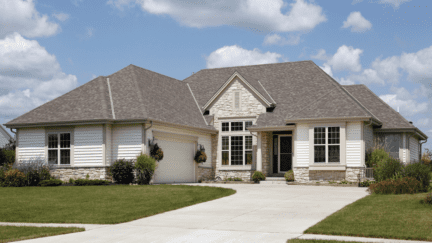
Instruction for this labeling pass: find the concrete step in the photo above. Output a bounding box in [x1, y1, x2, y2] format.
[265, 177, 285, 181]
[259, 180, 287, 185]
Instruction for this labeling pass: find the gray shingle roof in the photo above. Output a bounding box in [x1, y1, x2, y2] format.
[186, 60, 377, 127]
[6, 65, 213, 130]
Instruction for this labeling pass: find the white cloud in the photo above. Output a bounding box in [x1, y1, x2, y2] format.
[351, 0, 411, 9]
[350, 69, 385, 85]
[0, 33, 77, 117]
[109, 0, 327, 33]
[319, 63, 333, 77]
[311, 49, 329, 61]
[86, 27, 94, 37]
[342, 12, 372, 33]
[52, 12, 70, 22]
[417, 118, 430, 127]
[339, 77, 355, 85]
[263, 33, 301, 46]
[379, 94, 428, 117]
[206, 45, 284, 69]
[327, 45, 363, 72]
[0, 0, 60, 38]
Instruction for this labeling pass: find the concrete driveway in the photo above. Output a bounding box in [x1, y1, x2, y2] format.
[22, 184, 369, 243]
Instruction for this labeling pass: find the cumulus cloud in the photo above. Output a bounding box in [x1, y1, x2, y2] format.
[263, 33, 301, 46]
[342, 12, 372, 33]
[350, 69, 385, 85]
[206, 45, 284, 69]
[327, 45, 363, 72]
[379, 94, 428, 117]
[108, 0, 327, 33]
[0, 0, 60, 38]
[352, 0, 411, 9]
[0, 33, 77, 118]
[311, 49, 329, 61]
[319, 63, 333, 77]
[52, 12, 70, 22]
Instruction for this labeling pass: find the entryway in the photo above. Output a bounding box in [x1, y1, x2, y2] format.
[272, 133, 293, 174]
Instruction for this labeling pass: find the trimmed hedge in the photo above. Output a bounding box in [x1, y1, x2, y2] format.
[74, 179, 110, 186]
[39, 179, 63, 187]
[252, 171, 265, 183]
[109, 159, 135, 184]
[284, 170, 294, 181]
[368, 177, 421, 194]
[135, 154, 157, 185]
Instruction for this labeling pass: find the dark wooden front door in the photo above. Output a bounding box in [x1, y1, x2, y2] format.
[279, 136, 292, 172]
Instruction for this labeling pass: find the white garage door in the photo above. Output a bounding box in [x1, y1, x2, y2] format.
[153, 139, 195, 184]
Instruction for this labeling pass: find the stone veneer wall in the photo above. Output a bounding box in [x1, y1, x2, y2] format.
[261, 132, 272, 176]
[51, 166, 111, 182]
[293, 167, 364, 183]
[217, 170, 253, 181]
[197, 134, 218, 181]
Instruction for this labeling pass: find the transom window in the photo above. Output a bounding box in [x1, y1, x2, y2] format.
[221, 121, 253, 132]
[222, 135, 253, 166]
[48, 133, 71, 165]
[314, 127, 340, 163]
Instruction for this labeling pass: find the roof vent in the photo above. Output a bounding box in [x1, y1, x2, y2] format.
[409, 121, 413, 124]
[203, 110, 209, 115]
[266, 107, 275, 113]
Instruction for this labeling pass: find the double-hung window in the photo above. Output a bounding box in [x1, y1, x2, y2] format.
[314, 127, 340, 163]
[221, 121, 253, 166]
[48, 133, 71, 165]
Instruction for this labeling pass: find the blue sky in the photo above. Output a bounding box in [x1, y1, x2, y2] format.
[0, 0, 431, 151]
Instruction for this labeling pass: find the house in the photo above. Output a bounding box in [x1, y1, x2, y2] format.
[4, 61, 428, 183]
[0, 125, 13, 148]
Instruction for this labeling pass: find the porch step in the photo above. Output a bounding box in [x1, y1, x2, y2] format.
[260, 177, 286, 184]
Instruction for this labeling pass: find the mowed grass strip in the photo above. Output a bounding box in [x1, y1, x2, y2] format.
[288, 240, 363, 243]
[305, 193, 432, 241]
[0, 226, 84, 243]
[0, 185, 235, 224]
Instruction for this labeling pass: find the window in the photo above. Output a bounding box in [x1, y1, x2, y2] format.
[48, 133, 71, 165]
[221, 121, 253, 132]
[314, 127, 340, 163]
[221, 135, 253, 166]
[234, 92, 240, 109]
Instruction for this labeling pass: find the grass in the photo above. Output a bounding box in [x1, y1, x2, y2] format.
[305, 192, 432, 241]
[0, 226, 84, 243]
[287, 240, 363, 243]
[0, 185, 235, 224]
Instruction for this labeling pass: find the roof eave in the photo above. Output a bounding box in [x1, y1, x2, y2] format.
[374, 127, 428, 140]
[284, 116, 376, 124]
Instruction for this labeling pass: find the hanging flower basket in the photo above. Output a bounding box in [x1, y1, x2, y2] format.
[194, 145, 207, 163]
[150, 143, 164, 162]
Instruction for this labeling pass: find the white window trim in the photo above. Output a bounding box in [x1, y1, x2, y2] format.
[308, 123, 346, 166]
[221, 135, 253, 167]
[220, 120, 254, 167]
[45, 128, 74, 166]
[313, 126, 341, 164]
[221, 120, 253, 133]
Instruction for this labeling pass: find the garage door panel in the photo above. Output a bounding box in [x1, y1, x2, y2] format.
[153, 140, 195, 184]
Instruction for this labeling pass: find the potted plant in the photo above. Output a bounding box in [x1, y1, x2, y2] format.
[194, 145, 207, 163]
[150, 143, 164, 162]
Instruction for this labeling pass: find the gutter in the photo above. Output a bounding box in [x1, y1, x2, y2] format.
[419, 139, 428, 162]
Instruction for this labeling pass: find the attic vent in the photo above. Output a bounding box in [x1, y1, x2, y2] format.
[266, 107, 275, 112]
[203, 110, 209, 115]
[234, 92, 240, 109]
[409, 121, 413, 124]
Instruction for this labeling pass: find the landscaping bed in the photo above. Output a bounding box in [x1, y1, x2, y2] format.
[286, 182, 359, 187]
[0, 226, 84, 243]
[0, 185, 235, 224]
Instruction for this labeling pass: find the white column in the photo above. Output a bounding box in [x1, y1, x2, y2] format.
[257, 132, 262, 172]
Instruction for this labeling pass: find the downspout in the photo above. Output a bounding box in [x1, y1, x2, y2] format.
[363, 119, 372, 168]
[9, 128, 17, 163]
[143, 121, 153, 155]
[419, 138, 428, 162]
[406, 132, 415, 163]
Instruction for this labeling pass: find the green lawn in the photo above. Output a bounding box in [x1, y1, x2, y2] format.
[287, 240, 363, 243]
[0, 185, 235, 224]
[305, 193, 432, 241]
[0, 226, 83, 243]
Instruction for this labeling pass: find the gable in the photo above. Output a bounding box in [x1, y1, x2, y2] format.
[209, 78, 266, 117]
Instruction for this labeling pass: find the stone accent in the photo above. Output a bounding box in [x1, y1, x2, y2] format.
[293, 167, 309, 183]
[261, 131, 272, 176]
[346, 167, 363, 182]
[197, 167, 213, 182]
[216, 170, 253, 182]
[309, 170, 345, 182]
[50, 166, 111, 182]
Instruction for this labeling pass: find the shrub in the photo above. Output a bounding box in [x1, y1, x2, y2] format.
[110, 159, 135, 184]
[1, 169, 25, 187]
[135, 154, 157, 185]
[368, 177, 421, 194]
[12, 159, 51, 186]
[284, 170, 294, 181]
[74, 179, 110, 186]
[252, 171, 265, 183]
[373, 156, 403, 182]
[421, 148, 431, 166]
[225, 177, 242, 181]
[0, 149, 15, 167]
[69, 178, 75, 184]
[39, 179, 63, 187]
[150, 143, 164, 162]
[402, 162, 431, 192]
[368, 148, 390, 168]
[422, 192, 432, 205]
[360, 180, 375, 187]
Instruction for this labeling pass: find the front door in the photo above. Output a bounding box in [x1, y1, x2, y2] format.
[279, 136, 292, 173]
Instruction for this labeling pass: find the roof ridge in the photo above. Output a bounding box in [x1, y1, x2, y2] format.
[128, 64, 182, 83]
[198, 60, 313, 72]
[5, 76, 106, 125]
[130, 66, 148, 118]
[358, 85, 415, 128]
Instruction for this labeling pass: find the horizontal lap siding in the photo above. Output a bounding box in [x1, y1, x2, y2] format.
[295, 124, 309, 166]
[410, 136, 419, 162]
[346, 122, 361, 167]
[18, 128, 45, 161]
[106, 125, 112, 165]
[74, 125, 103, 166]
[112, 124, 142, 161]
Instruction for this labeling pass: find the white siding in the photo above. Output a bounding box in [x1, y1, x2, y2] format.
[410, 136, 419, 162]
[18, 128, 45, 162]
[402, 134, 407, 163]
[106, 124, 112, 165]
[74, 125, 103, 166]
[112, 124, 142, 161]
[346, 122, 362, 167]
[295, 124, 309, 166]
[0, 129, 11, 148]
[148, 124, 213, 167]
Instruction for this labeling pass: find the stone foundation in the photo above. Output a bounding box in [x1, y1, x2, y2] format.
[216, 170, 253, 181]
[50, 166, 111, 182]
[197, 166, 214, 182]
[293, 167, 363, 183]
